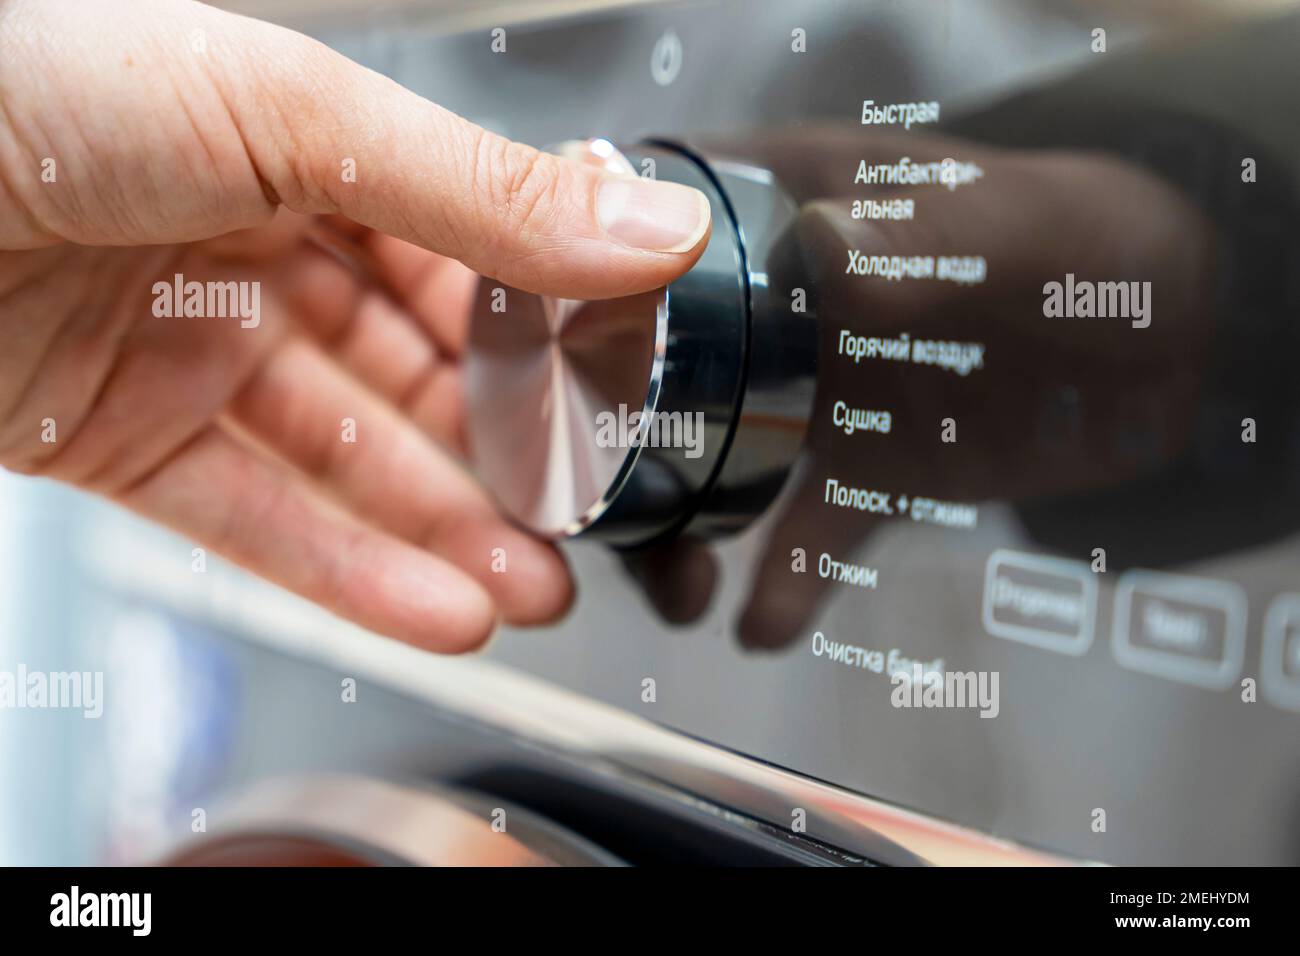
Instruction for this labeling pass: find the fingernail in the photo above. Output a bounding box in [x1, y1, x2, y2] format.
[597, 177, 711, 253]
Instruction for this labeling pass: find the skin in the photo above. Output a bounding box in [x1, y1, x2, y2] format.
[0, 0, 709, 652]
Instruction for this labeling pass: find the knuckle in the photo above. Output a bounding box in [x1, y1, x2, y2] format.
[228, 32, 345, 214]
[473, 133, 563, 251]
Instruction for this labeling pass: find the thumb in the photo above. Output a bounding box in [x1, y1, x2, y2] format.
[224, 12, 714, 299]
[0, 0, 711, 299]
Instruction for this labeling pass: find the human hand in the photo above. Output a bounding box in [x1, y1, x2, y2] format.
[0, 0, 711, 651]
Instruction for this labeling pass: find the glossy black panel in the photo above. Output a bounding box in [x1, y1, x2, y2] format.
[394, 0, 1300, 864]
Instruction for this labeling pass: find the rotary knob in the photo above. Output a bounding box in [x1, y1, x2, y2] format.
[465, 138, 814, 547]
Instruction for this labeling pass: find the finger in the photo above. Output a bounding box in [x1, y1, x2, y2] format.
[114, 426, 497, 653]
[13, 248, 287, 491]
[224, 336, 573, 625]
[347, 229, 478, 358]
[2, 0, 712, 297]
[618, 536, 718, 626]
[738, 464, 883, 651]
[240, 61, 714, 299]
[274, 238, 467, 450]
[297, 217, 475, 357]
[198, 206, 312, 261]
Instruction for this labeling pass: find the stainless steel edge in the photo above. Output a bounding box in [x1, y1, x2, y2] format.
[84, 523, 1078, 866]
[165, 776, 557, 866]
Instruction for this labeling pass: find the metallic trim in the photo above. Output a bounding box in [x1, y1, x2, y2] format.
[85, 529, 1075, 866]
[163, 775, 618, 866]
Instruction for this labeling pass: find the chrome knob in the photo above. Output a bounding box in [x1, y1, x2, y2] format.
[465, 138, 814, 547]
